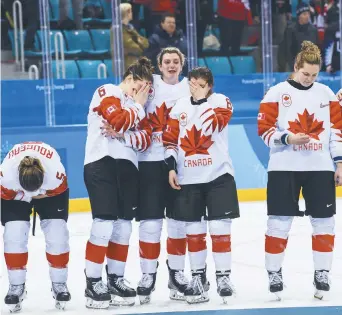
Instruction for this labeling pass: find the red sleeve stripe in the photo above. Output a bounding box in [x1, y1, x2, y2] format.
[163, 118, 179, 146]
[257, 102, 278, 136]
[261, 127, 275, 142]
[214, 107, 232, 131]
[46, 177, 68, 197]
[330, 101, 342, 130]
[1, 186, 17, 200]
[266, 131, 275, 146]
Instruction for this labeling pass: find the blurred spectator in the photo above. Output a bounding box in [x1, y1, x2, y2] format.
[83, 0, 104, 20]
[131, 0, 152, 36]
[111, 3, 149, 71]
[278, 2, 318, 71]
[144, 13, 187, 70]
[324, 1, 340, 73]
[1, 0, 40, 51]
[59, 0, 84, 29]
[148, 0, 177, 32]
[309, 0, 326, 45]
[217, 0, 253, 56]
[218, 0, 253, 55]
[1, 0, 12, 50]
[176, 0, 215, 56]
[23, 0, 39, 50]
[250, 0, 292, 45]
[326, 0, 340, 25]
[272, 0, 292, 45]
[197, 0, 215, 56]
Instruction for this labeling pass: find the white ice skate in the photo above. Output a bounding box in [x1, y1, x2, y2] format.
[51, 282, 71, 310]
[5, 284, 27, 313]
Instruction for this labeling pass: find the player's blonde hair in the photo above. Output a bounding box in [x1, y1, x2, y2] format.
[18, 156, 44, 192]
[294, 40, 322, 69]
[157, 47, 186, 68]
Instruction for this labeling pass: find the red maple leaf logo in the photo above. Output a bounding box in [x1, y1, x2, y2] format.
[288, 109, 325, 140]
[148, 102, 171, 132]
[180, 125, 214, 157]
[284, 96, 289, 101]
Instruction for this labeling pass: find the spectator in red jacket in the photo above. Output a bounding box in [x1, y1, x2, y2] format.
[217, 0, 253, 56]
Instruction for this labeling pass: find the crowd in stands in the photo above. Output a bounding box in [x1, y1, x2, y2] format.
[0, 0, 340, 77]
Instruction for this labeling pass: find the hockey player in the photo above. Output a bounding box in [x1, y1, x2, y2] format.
[163, 67, 240, 304]
[83, 57, 153, 309]
[102, 47, 191, 304]
[258, 41, 342, 300]
[136, 47, 191, 304]
[324, 9, 340, 73]
[1, 142, 71, 312]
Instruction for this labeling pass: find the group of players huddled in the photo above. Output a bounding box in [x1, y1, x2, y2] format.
[1, 42, 342, 312]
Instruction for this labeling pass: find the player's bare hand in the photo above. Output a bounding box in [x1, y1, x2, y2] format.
[189, 80, 210, 101]
[336, 89, 342, 102]
[101, 120, 124, 138]
[133, 82, 150, 106]
[169, 170, 181, 190]
[287, 133, 310, 145]
[335, 164, 342, 186]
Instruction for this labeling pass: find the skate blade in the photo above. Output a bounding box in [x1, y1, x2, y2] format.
[314, 290, 326, 300]
[222, 296, 233, 304]
[55, 301, 67, 310]
[185, 292, 209, 304]
[169, 289, 185, 301]
[138, 294, 151, 305]
[85, 297, 110, 309]
[8, 304, 22, 313]
[110, 295, 135, 307]
[272, 291, 282, 301]
[7, 290, 27, 313]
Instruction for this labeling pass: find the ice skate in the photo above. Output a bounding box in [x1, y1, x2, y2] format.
[4, 284, 27, 313]
[85, 274, 111, 309]
[106, 266, 136, 306]
[268, 269, 283, 301]
[216, 270, 234, 304]
[184, 267, 210, 304]
[167, 260, 189, 301]
[137, 272, 157, 304]
[314, 270, 330, 300]
[51, 282, 71, 310]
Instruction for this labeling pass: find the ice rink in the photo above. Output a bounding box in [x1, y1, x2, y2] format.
[1, 200, 342, 315]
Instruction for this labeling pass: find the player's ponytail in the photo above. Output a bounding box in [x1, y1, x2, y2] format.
[18, 156, 44, 192]
[123, 57, 154, 83]
[294, 40, 322, 69]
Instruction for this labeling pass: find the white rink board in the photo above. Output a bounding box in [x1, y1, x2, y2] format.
[1, 200, 342, 315]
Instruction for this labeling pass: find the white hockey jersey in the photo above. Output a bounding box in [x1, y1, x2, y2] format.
[0, 142, 68, 203]
[138, 75, 190, 162]
[258, 80, 342, 172]
[84, 84, 152, 168]
[163, 93, 234, 185]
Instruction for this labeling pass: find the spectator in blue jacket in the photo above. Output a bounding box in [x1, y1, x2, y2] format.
[144, 13, 187, 73]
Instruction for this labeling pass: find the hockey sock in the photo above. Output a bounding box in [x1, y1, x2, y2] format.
[166, 218, 187, 270]
[139, 219, 163, 274]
